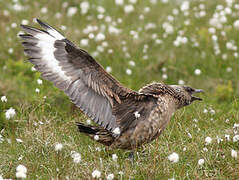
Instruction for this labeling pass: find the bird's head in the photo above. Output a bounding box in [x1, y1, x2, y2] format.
[139, 83, 203, 109]
[169, 85, 203, 109]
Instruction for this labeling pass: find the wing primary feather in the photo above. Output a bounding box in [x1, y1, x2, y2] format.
[36, 19, 53, 31]
[19, 34, 39, 43]
[20, 25, 50, 37]
[36, 19, 65, 40]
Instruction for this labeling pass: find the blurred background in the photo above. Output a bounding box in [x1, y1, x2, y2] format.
[1, 0, 239, 101]
[0, 0, 239, 179]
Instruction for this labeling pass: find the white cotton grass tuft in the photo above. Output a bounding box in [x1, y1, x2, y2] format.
[16, 138, 23, 143]
[106, 66, 112, 73]
[16, 165, 27, 174]
[124, 4, 134, 14]
[198, 158, 205, 166]
[108, 49, 113, 54]
[162, 67, 167, 72]
[162, 22, 174, 34]
[216, 136, 223, 144]
[71, 151, 81, 163]
[80, 1, 90, 15]
[233, 20, 239, 30]
[107, 173, 114, 180]
[113, 127, 120, 135]
[194, 69, 201, 75]
[16, 171, 27, 179]
[5, 107, 16, 119]
[115, 0, 124, 5]
[37, 79, 43, 85]
[54, 143, 63, 151]
[178, 80, 185, 85]
[126, 68, 132, 75]
[112, 153, 118, 161]
[0, 135, 4, 143]
[168, 152, 179, 163]
[95, 33, 105, 41]
[97, 6, 105, 14]
[40, 7, 48, 14]
[118, 171, 124, 176]
[67, 7, 78, 17]
[94, 135, 100, 141]
[1, 96, 7, 102]
[233, 123, 239, 128]
[205, 136, 212, 145]
[233, 135, 239, 142]
[31, 66, 36, 71]
[129, 60, 135, 67]
[16, 164, 27, 179]
[134, 111, 140, 118]
[187, 132, 192, 139]
[162, 74, 168, 80]
[55, 12, 62, 19]
[225, 134, 230, 141]
[180, 1, 190, 11]
[168, 178, 175, 180]
[129, 0, 137, 4]
[108, 25, 121, 35]
[18, 155, 23, 161]
[35, 88, 40, 93]
[80, 39, 89, 47]
[173, 36, 188, 46]
[231, 149, 237, 159]
[11, 23, 17, 29]
[86, 119, 92, 125]
[92, 170, 101, 178]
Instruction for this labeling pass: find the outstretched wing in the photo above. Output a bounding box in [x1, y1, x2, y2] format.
[20, 19, 135, 131]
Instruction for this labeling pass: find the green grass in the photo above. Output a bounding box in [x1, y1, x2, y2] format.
[0, 0, 239, 179]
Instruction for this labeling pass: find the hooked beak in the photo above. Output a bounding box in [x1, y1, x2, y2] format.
[194, 89, 204, 93]
[191, 89, 204, 101]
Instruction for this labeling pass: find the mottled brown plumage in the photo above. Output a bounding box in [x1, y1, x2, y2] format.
[20, 19, 203, 151]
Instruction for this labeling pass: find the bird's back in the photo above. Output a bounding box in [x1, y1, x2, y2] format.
[111, 91, 176, 150]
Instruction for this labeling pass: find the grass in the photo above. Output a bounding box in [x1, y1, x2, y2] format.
[0, 0, 239, 179]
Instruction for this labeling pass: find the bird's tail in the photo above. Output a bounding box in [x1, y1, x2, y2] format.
[76, 122, 115, 146]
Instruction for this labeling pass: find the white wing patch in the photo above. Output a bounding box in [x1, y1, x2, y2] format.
[47, 29, 65, 40]
[34, 33, 71, 82]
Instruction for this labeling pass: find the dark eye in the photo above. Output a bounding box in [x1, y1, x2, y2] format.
[184, 86, 193, 92]
[175, 88, 181, 92]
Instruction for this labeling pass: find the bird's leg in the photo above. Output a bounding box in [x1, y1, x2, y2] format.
[128, 151, 134, 163]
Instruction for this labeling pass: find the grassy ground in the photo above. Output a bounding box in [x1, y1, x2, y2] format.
[0, 0, 239, 179]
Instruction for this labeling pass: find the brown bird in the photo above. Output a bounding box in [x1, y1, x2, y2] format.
[20, 19, 203, 154]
